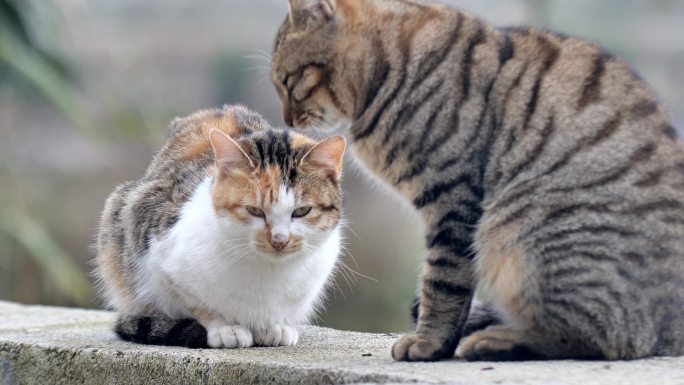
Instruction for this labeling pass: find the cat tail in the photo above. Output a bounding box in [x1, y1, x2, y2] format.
[114, 314, 208, 348]
[411, 297, 502, 337]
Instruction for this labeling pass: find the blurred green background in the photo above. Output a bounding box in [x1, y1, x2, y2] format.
[1, 0, 682, 333]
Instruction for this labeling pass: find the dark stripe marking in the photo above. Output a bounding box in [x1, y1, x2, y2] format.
[546, 113, 622, 175]
[426, 279, 472, 296]
[578, 52, 608, 109]
[426, 229, 474, 257]
[414, 174, 482, 208]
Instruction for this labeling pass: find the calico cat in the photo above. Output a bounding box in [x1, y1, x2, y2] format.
[271, 0, 684, 361]
[95, 105, 346, 348]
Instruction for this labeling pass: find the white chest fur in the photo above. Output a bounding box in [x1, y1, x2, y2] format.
[140, 178, 341, 332]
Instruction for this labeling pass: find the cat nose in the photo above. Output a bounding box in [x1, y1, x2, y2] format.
[270, 233, 290, 251]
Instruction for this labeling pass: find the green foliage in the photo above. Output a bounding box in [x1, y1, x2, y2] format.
[0, 0, 92, 305]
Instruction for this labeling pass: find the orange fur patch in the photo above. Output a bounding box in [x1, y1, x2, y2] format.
[474, 217, 539, 327]
[180, 109, 241, 161]
[211, 165, 284, 223]
[97, 245, 139, 311]
[290, 132, 316, 149]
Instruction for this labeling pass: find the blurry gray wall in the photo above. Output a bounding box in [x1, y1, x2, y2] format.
[0, 0, 682, 333]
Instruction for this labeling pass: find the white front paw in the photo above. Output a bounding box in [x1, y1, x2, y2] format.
[206, 323, 253, 349]
[254, 324, 299, 347]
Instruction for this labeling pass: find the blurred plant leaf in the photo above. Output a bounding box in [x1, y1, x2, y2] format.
[0, 0, 96, 306]
[0, 0, 97, 136]
[0, 27, 96, 137]
[0, 207, 91, 304]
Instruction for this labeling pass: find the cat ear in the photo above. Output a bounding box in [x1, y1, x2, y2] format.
[287, 0, 336, 30]
[302, 135, 346, 177]
[209, 129, 254, 173]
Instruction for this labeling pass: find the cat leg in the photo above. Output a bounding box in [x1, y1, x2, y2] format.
[459, 326, 603, 361]
[392, 239, 476, 361]
[254, 324, 299, 347]
[192, 308, 254, 349]
[411, 296, 503, 337]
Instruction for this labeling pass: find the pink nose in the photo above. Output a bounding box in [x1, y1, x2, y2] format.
[270, 233, 289, 251]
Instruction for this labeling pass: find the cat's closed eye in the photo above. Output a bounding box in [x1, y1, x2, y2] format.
[291, 206, 312, 218]
[245, 205, 265, 218]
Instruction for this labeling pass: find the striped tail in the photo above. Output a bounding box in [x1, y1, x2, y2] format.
[114, 314, 208, 348]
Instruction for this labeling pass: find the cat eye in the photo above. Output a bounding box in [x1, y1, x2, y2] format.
[245, 206, 265, 218]
[291, 206, 312, 218]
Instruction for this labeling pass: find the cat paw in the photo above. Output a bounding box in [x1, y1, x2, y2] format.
[391, 334, 454, 361]
[206, 324, 254, 349]
[254, 324, 299, 347]
[459, 329, 538, 361]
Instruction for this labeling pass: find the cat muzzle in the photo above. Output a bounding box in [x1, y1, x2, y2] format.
[270, 233, 290, 251]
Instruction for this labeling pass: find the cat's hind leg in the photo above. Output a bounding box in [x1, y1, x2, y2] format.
[459, 326, 603, 361]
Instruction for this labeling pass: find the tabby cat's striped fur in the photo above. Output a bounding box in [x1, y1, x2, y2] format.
[272, 0, 684, 361]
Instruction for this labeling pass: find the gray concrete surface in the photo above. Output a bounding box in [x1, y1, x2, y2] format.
[1, 301, 683, 385]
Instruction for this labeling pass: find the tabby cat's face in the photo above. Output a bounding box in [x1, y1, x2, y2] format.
[272, 0, 367, 129]
[210, 129, 345, 261]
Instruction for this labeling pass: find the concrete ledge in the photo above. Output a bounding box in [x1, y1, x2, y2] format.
[1, 301, 683, 385]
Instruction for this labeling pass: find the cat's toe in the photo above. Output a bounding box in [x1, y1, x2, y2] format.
[207, 327, 223, 348]
[234, 325, 254, 348]
[391, 334, 453, 362]
[256, 324, 298, 346]
[264, 324, 284, 346]
[460, 333, 515, 361]
[459, 330, 539, 361]
[216, 325, 253, 348]
[279, 325, 298, 346]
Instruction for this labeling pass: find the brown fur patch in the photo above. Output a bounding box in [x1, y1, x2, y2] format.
[180, 109, 241, 161]
[290, 132, 316, 150]
[257, 165, 283, 207]
[97, 245, 139, 312]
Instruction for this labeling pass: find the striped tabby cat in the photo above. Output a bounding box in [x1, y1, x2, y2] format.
[271, 0, 684, 361]
[96, 105, 346, 348]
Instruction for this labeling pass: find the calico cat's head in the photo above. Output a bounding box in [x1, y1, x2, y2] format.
[209, 123, 345, 260]
[272, 0, 381, 130]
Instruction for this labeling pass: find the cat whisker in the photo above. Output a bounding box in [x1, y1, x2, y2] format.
[335, 261, 357, 293]
[257, 75, 272, 85]
[243, 51, 273, 66]
[340, 221, 362, 241]
[327, 273, 347, 300]
[342, 261, 377, 283]
[244, 65, 272, 74]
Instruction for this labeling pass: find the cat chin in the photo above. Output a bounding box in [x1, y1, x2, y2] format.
[252, 248, 310, 264]
[297, 116, 352, 137]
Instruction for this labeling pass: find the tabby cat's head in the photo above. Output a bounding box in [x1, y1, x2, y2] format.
[209, 126, 345, 261]
[272, 0, 381, 130]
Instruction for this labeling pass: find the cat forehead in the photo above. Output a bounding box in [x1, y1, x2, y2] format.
[240, 129, 316, 165]
[241, 130, 316, 183]
[271, 185, 297, 215]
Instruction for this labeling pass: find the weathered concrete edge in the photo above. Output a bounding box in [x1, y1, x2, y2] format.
[0, 341, 404, 385]
[0, 301, 413, 385]
[2, 301, 684, 385]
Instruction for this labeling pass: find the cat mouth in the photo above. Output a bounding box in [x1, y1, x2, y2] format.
[254, 244, 303, 260]
[293, 111, 322, 128]
[293, 112, 351, 133]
